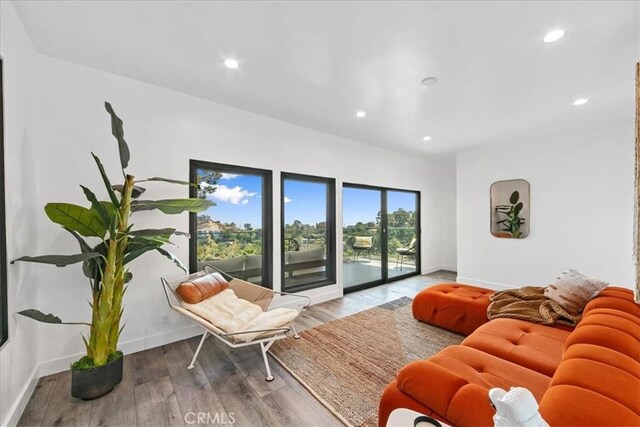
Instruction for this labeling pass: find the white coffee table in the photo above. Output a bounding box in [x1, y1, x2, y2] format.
[386, 408, 452, 427]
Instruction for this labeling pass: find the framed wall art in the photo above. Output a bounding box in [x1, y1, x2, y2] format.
[490, 179, 530, 239]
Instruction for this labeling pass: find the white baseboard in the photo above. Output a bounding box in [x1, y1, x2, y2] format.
[421, 264, 457, 275]
[38, 324, 201, 377]
[455, 276, 515, 291]
[11, 288, 341, 424]
[4, 365, 39, 427]
[306, 289, 341, 305]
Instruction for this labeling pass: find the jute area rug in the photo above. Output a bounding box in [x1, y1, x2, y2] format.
[269, 297, 464, 427]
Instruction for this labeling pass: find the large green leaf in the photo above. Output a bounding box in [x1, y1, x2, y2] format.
[112, 184, 146, 199]
[129, 228, 177, 246]
[18, 309, 89, 326]
[123, 238, 164, 265]
[104, 102, 130, 170]
[130, 228, 189, 238]
[130, 198, 214, 214]
[510, 191, 520, 204]
[514, 202, 524, 215]
[156, 247, 188, 273]
[63, 228, 103, 281]
[45, 203, 107, 238]
[80, 185, 111, 226]
[12, 252, 103, 267]
[92, 153, 120, 207]
[140, 177, 198, 188]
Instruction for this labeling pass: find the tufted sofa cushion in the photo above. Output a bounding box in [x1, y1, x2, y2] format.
[413, 283, 494, 335]
[394, 345, 551, 427]
[379, 285, 640, 427]
[462, 318, 570, 376]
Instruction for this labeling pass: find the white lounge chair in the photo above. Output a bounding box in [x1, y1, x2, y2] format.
[162, 265, 310, 381]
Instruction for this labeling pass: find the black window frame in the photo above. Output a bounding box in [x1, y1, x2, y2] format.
[342, 183, 421, 294]
[189, 160, 273, 289]
[0, 55, 7, 349]
[281, 172, 336, 293]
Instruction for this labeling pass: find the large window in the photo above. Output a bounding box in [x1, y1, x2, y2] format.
[189, 160, 272, 288]
[281, 173, 336, 292]
[0, 56, 6, 348]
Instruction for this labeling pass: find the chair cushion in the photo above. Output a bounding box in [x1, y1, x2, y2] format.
[462, 318, 570, 376]
[182, 289, 263, 333]
[353, 236, 373, 248]
[175, 272, 229, 304]
[182, 289, 298, 343]
[413, 283, 494, 335]
[238, 307, 299, 342]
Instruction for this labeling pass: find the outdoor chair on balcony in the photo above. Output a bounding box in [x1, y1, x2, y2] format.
[395, 237, 417, 270]
[351, 236, 373, 261]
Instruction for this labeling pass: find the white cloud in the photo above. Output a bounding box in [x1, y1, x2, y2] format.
[210, 184, 257, 205]
[284, 196, 292, 204]
[220, 173, 241, 180]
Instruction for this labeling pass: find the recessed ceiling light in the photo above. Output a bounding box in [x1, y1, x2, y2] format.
[355, 111, 366, 118]
[421, 77, 438, 86]
[543, 29, 565, 43]
[224, 59, 239, 69]
[573, 98, 588, 106]
[422, 136, 432, 141]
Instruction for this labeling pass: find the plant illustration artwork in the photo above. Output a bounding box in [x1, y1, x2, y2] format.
[495, 190, 525, 238]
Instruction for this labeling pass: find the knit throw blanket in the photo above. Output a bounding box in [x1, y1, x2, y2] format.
[487, 286, 581, 327]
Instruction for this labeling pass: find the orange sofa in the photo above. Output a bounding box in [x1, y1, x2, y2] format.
[379, 286, 640, 427]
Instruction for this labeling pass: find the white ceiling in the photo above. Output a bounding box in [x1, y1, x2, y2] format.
[11, 1, 639, 156]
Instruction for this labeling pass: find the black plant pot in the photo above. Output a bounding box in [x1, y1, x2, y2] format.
[71, 356, 123, 400]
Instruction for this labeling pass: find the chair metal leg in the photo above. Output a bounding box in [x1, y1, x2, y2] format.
[260, 341, 275, 381]
[291, 324, 300, 339]
[395, 253, 400, 268]
[188, 331, 209, 370]
[399, 254, 404, 271]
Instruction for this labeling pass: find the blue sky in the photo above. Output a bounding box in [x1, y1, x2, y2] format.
[201, 172, 263, 227]
[283, 180, 327, 225]
[343, 188, 417, 226]
[199, 170, 416, 228]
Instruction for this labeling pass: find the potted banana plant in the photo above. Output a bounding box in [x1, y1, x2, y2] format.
[12, 102, 214, 400]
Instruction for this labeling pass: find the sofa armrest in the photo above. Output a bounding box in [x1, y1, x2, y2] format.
[396, 360, 468, 418]
[396, 361, 496, 426]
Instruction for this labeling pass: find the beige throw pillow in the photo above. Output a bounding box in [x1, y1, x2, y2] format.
[544, 269, 608, 315]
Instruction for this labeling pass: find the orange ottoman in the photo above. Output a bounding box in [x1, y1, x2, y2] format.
[412, 283, 494, 335]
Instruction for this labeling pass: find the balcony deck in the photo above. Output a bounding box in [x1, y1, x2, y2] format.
[343, 257, 416, 289]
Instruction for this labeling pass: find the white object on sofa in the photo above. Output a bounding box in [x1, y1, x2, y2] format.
[386, 408, 452, 427]
[489, 387, 549, 427]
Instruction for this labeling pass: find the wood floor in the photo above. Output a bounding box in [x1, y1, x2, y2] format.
[18, 271, 456, 427]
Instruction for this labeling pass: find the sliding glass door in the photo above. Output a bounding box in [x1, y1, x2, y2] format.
[343, 184, 420, 291]
[387, 190, 419, 279]
[343, 187, 383, 289]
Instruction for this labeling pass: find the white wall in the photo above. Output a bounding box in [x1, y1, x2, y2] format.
[456, 123, 635, 290]
[0, 2, 42, 426]
[15, 52, 456, 380]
